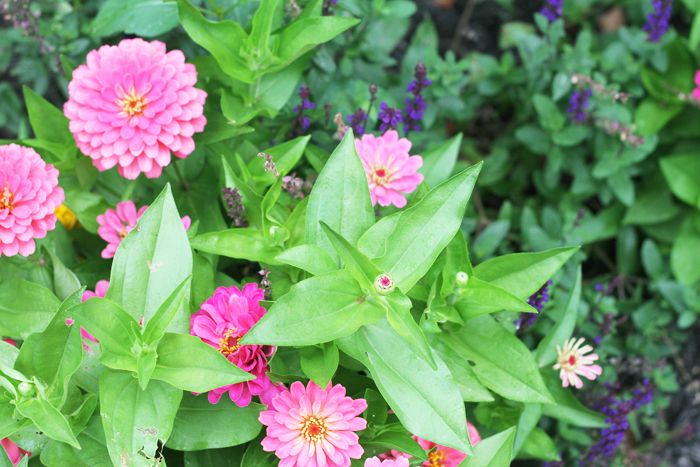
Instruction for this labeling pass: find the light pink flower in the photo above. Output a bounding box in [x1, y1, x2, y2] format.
[0, 144, 64, 257]
[553, 337, 602, 389]
[259, 380, 367, 467]
[365, 456, 409, 467]
[97, 200, 190, 258]
[63, 38, 207, 180]
[191, 283, 274, 407]
[354, 130, 423, 208]
[694, 71, 700, 100]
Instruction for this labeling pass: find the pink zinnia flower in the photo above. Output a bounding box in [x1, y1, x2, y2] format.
[0, 144, 64, 258]
[694, 71, 700, 100]
[97, 200, 190, 258]
[354, 130, 423, 208]
[63, 38, 207, 180]
[259, 380, 367, 467]
[379, 421, 481, 467]
[553, 337, 602, 389]
[365, 456, 409, 467]
[190, 283, 275, 407]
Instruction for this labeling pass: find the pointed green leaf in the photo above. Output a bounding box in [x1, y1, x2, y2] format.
[362, 431, 428, 461]
[249, 136, 310, 187]
[142, 275, 192, 345]
[513, 404, 542, 458]
[384, 291, 436, 369]
[320, 221, 380, 291]
[419, 133, 463, 189]
[136, 351, 157, 391]
[456, 278, 537, 317]
[427, 335, 493, 402]
[15, 396, 80, 449]
[276, 16, 360, 61]
[23, 86, 73, 145]
[0, 278, 61, 336]
[275, 245, 337, 276]
[461, 427, 516, 467]
[541, 373, 607, 428]
[299, 342, 339, 389]
[190, 229, 284, 265]
[40, 416, 112, 467]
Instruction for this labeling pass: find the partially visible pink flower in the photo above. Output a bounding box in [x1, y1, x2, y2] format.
[694, 71, 700, 100]
[69, 280, 110, 343]
[259, 381, 286, 407]
[354, 130, 423, 208]
[259, 380, 367, 467]
[0, 144, 64, 257]
[1, 438, 30, 466]
[365, 456, 409, 467]
[2, 339, 15, 347]
[97, 200, 190, 258]
[553, 337, 602, 389]
[63, 38, 207, 180]
[191, 283, 274, 407]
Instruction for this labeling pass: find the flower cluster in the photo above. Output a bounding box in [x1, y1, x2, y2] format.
[596, 119, 645, 148]
[540, 0, 563, 22]
[222, 187, 247, 227]
[2, 0, 39, 38]
[571, 74, 632, 104]
[347, 109, 369, 136]
[258, 152, 278, 178]
[190, 284, 276, 407]
[643, 0, 674, 42]
[567, 88, 593, 122]
[515, 280, 552, 331]
[97, 200, 190, 258]
[63, 38, 207, 180]
[377, 103, 402, 133]
[355, 130, 424, 208]
[554, 338, 602, 389]
[403, 62, 431, 134]
[0, 144, 64, 258]
[292, 85, 315, 132]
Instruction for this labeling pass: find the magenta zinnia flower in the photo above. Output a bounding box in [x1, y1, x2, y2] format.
[355, 130, 423, 208]
[97, 200, 191, 258]
[0, 144, 64, 257]
[63, 38, 207, 180]
[259, 380, 367, 467]
[365, 456, 409, 467]
[553, 337, 602, 389]
[190, 283, 275, 407]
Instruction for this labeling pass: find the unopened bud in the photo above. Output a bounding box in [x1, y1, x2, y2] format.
[374, 273, 395, 295]
[18, 382, 34, 396]
[455, 271, 469, 286]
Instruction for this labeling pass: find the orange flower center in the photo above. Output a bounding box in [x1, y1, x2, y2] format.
[429, 451, 446, 467]
[300, 415, 328, 443]
[118, 230, 128, 240]
[218, 328, 241, 356]
[117, 88, 148, 117]
[0, 184, 14, 212]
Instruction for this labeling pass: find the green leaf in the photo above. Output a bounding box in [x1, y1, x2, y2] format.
[518, 427, 559, 461]
[337, 318, 474, 455]
[190, 229, 284, 265]
[106, 184, 193, 334]
[248, 136, 310, 188]
[533, 94, 565, 132]
[142, 276, 192, 345]
[184, 446, 244, 467]
[513, 404, 542, 458]
[419, 133, 462, 189]
[535, 267, 582, 366]
[0, 278, 61, 337]
[15, 396, 80, 449]
[99, 370, 182, 466]
[0, 402, 30, 440]
[23, 86, 73, 146]
[45, 249, 81, 302]
[473, 247, 578, 299]
[299, 342, 339, 388]
[362, 431, 428, 461]
[320, 221, 380, 292]
[276, 16, 360, 62]
[383, 291, 436, 369]
[691, 10, 700, 50]
[306, 130, 375, 267]
[136, 351, 157, 390]
[241, 270, 385, 346]
[168, 393, 263, 450]
[634, 98, 683, 136]
[63, 190, 112, 234]
[441, 231, 474, 297]
[456, 277, 537, 319]
[360, 163, 482, 293]
[461, 426, 516, 467]
[671, 217, 700, 285]
[14, 288, 84, 406]
[65, 297, 140, 372]
[427, 334, 493, 402]
[660, 154, 700, 207]
[249, 0, 280, 52]
[275, 245, 337, 276]
[443, 317, 554, 404]
[541, 374, 608, 428]
[151, 333, 254, 393]
[92, 0, 179, 38]
[40, 416, 112, 467]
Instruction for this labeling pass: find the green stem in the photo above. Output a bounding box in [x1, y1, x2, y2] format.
[173, 161, 187, 187]
[121, 177, 139, 202]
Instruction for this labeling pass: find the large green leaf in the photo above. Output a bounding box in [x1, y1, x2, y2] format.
[299, 342, 339, 389]
[671, 217, 700, 285]
[23, 86, 73, 146]
[360, 164, 482, 292]
[167, 393, 263, 450]
[190, 229, 283, 265]
[106, 184, 193, 334]
[337, 318, 474, 455]
[242, 270, 385, 346]
[455, 278, 537, 321]
[305, 130, 375, 267]
[427, 334, 493, 402]
[92, 0, 179, 38]
[142, 276, 192, 346]
[419, 133, 463, 189]
[541, 374, 607, 428]
[660, 154, 700, 208]
[276, 16, 360, 62]
[0, 278, 61, 336]
[40, 416, 112, 467]
[461, 426, 516, 467]
[248, 136, 310, 188]
[15, 396, 79, 449]
[275, 245, 337, 276]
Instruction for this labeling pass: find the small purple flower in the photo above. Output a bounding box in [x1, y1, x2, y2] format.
[643, 0, 674, 42]
[540, 0, 563, 22]
[222, 187, 247, 227]
[291, 85, 315, 134]
[403, 62, 431, 135]
[567, 88, 593, 122]
[515, 280, 552, 331]
[377, 103, 402, 132]
[346, 109, 368, 136]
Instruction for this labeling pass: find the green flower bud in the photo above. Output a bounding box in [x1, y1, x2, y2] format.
[455, 271, 469, 286]
[374, 273, 395, 295]
[18, 382, 34, 397]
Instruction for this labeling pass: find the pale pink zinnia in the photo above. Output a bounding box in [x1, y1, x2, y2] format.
[190, 283, 275, 407]
[0, 144, 64, 258]
[553, 337, 603, 389]
[97, 200, 190, 258]
[365, 456, 409, 467]
[63, 38, 207, 180]
[355, 130, 423, 208]
[259, 380, 367, 467]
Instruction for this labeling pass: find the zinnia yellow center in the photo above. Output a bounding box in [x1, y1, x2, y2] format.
[429, 451, 446, 467]
[117, 88, 148, 117]
[218, 328, 241, 356]
[300, 416, 327, 443]
[0, 184, 14, 212]
[558, 351, 579, 371]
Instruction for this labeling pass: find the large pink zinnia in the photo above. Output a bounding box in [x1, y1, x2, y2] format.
[63, 38, 207, 180]
[97, 200, 190, 258]
[259, 380, 367, 467]
[190, 283, 275, 407]
[0, 144, 64, 258]
[355, 130, 423, 208]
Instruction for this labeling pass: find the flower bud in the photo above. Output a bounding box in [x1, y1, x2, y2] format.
[374, 273, 395, 295]
[455, 271, 469, 286]
[18, 382, 34, 397]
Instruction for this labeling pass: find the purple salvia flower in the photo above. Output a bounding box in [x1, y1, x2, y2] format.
[567, 88, 593, 122]
[291, 85, 315, 132]
[346, 109, 368, 136]
[377, 103, 402, 132]
[515, 280, 552, 331]
[644, 0, 674, 42]
[258, 152, 278, 178]
[222, 187, 247, 227]
[403, 62, 432, 135]
[540, 0, 563, 22]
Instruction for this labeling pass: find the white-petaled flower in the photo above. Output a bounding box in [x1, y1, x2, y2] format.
[553, 337, 602, 389]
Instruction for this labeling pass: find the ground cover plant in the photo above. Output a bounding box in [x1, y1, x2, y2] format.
[2, 0, 700, 466]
